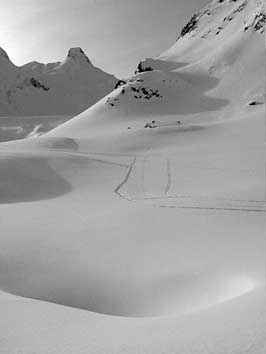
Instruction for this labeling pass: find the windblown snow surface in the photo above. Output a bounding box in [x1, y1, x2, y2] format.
[0, 0, 265, 353]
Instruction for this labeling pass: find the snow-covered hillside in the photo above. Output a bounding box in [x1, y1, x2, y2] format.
[0, 47, 117, 116]
[48, 0, 265, 138]
[0, 1, 265, 354]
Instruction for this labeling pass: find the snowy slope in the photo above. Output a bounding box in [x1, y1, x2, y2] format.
[0, 0, 265, 353]
[48, 0, 265, 138]
[0, 47, 117, 116]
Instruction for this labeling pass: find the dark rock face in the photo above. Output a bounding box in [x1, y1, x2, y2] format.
[5, 77, 50, 105]
[115, 80, 127, 89]
[180, 13, 199, 37]
[135, 62, 154, 75]
[106, 82, 163, 108]
[67, 47, 92, 64]
[130, 86, 162, 100]
[30, 78, 50, 91]
[244, 9, 266, 33]
[15, 77, 50, 91]
[253, 12, 266, 31]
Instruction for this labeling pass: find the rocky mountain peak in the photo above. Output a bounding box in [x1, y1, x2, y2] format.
[67, 47, 92, 64]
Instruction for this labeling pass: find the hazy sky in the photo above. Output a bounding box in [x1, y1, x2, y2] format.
[0, 0, 208, 77]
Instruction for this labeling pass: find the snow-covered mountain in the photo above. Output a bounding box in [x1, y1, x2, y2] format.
[0, 47, 117, 116]
[48, 0, 265, 138]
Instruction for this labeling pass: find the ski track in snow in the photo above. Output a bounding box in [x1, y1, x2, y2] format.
[115, 155, 266, 213]
[115, 156, 137, 200]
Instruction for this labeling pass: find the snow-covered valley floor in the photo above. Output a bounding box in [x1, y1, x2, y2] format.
[0, 104, 265, 353]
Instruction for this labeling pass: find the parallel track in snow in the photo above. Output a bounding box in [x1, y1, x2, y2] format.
[115, 155, 266, 213]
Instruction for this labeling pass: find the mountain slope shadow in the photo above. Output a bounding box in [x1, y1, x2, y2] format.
[0, 156, 72, 203]
[116, 63, 229, 116]
[160, 67, 230, 114]
[139, 58, 188, 72]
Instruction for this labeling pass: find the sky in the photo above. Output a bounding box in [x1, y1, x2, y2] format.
[0, 0, 208, 77]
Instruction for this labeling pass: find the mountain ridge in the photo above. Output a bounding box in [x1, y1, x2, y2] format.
[47, 0, 265, 139]
[0, 47, 118, 116]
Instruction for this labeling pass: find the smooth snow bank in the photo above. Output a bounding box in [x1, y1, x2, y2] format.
[0, 109, 264, 320]
[0, 287, 265, 354]
[0, 154, 72, 203]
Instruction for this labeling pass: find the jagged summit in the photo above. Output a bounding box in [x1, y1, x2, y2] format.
[20, 48, 92, 70]
[0, 47, 117, 116]
[67, 47, 92, 64]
